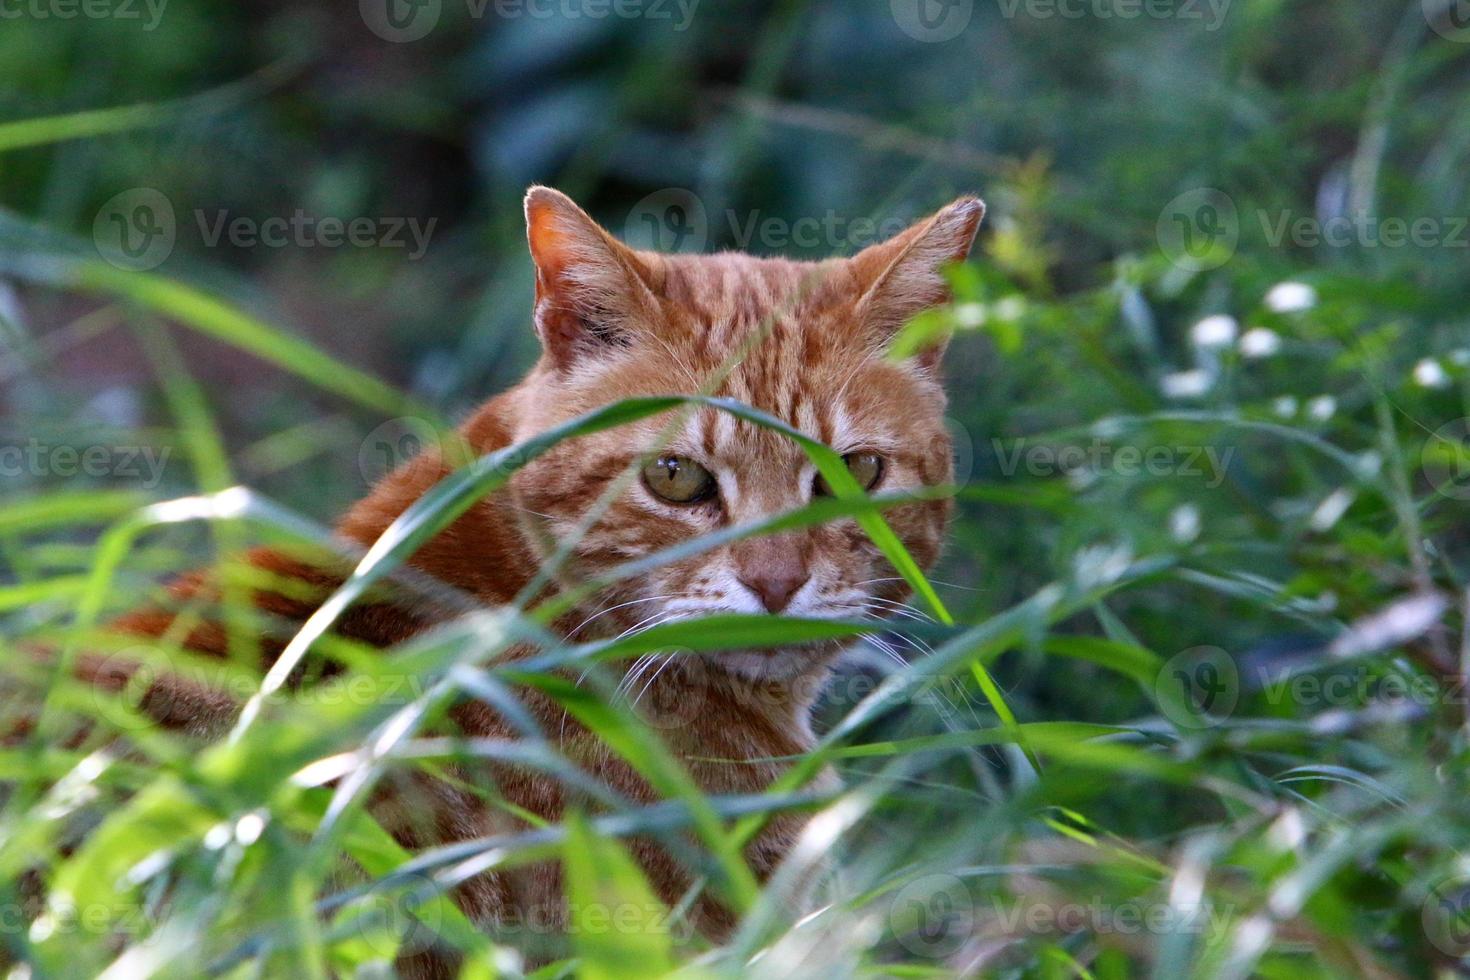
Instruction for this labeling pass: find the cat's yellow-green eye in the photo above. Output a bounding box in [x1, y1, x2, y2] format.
[815, 452, 884, 496]
[642, 455, 717, 504]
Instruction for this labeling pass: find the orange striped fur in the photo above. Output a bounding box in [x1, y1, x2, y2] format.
[103, 186, 984, 973]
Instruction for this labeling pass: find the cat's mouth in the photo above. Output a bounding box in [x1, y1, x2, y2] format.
[611, 593, 874, 682]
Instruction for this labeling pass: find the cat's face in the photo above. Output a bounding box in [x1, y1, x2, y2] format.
[507, 188, 982, 681]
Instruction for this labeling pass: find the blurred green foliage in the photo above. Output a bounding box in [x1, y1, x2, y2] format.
[3, 0, 1470, 977]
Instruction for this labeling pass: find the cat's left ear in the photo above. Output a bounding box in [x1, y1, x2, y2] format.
[525, 186, 661, 370]
[849, 196, 985, 368]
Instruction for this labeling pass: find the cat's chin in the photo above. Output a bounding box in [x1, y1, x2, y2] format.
[709, 643, 844, 689]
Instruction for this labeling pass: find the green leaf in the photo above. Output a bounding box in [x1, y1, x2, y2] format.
[562, 811, 676, 980]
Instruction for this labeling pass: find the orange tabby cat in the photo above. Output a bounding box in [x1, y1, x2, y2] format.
[102, 186, 983, 972]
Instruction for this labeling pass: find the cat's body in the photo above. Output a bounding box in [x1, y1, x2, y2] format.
[101, 187, 983, 972]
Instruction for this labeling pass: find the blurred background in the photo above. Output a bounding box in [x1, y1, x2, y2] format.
[5, 0, 1468, 652]
[4, 2, 1470, 972]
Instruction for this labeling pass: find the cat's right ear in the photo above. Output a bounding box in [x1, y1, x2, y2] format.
[525, 186, 660, 370]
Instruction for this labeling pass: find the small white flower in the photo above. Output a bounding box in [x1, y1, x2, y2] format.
[1272, 395, 1298, 418]
[235, 811, 266, 845]
[1309, 487, 1355, 532]
[953, 302, 986, 327]
[1169, 504, 1201, 543]
[1413, 358, 1450, 389]
[1306, 395, 1337, 421]
[1161, 369, 1214, 398]
[1264, 281, 1317, 313]
[1266, 808, 1306, 850]
[1190, 314, 1238, 348]
[994, 296, 1026, 320]
[1239, 327, 1282, 358]
[1450, 348, 1470, 366]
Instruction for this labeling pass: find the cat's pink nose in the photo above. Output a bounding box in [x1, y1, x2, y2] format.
[733, 535, 811, 613]
[740, 571, 807, 613]
[738, 563, 808, 613]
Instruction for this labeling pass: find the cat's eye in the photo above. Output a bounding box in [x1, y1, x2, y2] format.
[814, 452, 884, 496]
[642, 455, 717, 504]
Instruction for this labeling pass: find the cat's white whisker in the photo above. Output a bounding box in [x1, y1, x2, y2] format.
[860, 596, 936, 625]
[854, 575, 981, 593]
[855, 611, 973, 728]
[630, 654, 680, 709]
[614, 653, 662, 703]
[569, 594, 674, 638]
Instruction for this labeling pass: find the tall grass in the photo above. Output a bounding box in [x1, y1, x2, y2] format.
[4, 222, 1469, 979]
[5, 26, 1470, 976]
